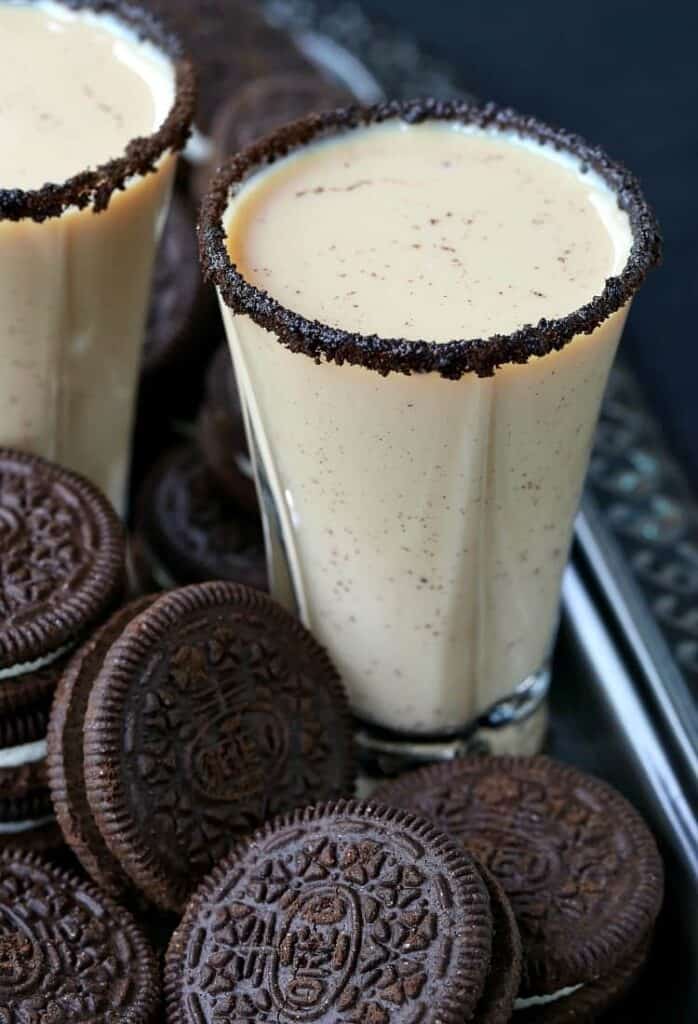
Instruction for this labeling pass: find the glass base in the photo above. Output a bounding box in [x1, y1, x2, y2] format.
[354, 666, 550, 780]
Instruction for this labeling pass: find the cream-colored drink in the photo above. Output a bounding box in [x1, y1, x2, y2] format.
[221, 121, 635, 735]
[0, 1, 179, 511]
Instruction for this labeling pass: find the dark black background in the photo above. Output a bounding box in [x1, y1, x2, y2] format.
[360, 0, 698, 489]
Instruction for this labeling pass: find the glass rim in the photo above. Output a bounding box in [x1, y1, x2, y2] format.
[200, 98, 662, 380]
[0, 0, 196, 223]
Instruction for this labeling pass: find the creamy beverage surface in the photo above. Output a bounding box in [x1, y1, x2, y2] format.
[228, 122, 632, 340]
[0, 1, 173, 188]
[221, 122, 634, 734]
[0, 1, 178, 511]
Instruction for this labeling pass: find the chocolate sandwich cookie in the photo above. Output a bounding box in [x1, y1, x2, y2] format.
[131, 194, 220, 491]
[375, 756, 664, 1021]
[197, 346, 258, 511]
[132, 444, 266, 591]
[0, 849, 160, 1023]
[0, 648, 73, 714]
[0, 448, 125, 709]
[0, 698, 59, 852]
[82, 582, 355, 911]
[193, 73, 351, 202]
[165, 801, 494, 1024]
[47, 597, 156, 895]
[142, 193, 215, 378]
[476, 863, 523, 1024]
[147, 0, 311, 132]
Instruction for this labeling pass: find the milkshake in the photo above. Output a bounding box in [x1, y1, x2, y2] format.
[201, 102, 660, 750]
[0, 0, 195, 511]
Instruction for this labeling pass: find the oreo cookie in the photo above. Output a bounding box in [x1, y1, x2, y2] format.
[131, 194, 220, 492]
[47, 597, 156, 894]
[193, 73, 351, 202]
[72, 582, 354, 910]
[165, 801, 496, 1024]
[142, 193, 216, 378]
[147, 0, 311, 132]
[375, 755, 664, 1020]
[0, 700, 58, 851]
[131, 444, 266, 591]
[0, 849, 160, 1022]
[0, 448, 125, 699]
[197, 346, 258, 512]
[476, 863, 524, 1023]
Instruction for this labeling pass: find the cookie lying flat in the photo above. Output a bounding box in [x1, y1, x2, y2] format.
[165, 801, 494, 1024]
[374, 755, 664, 1022]
[131, 444, 266, 591]
[0, 448, 125, 710]
[82, 582, 355, 911]
[0, 848, 160, 1023]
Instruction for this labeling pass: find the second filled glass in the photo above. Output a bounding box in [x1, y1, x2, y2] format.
[201, 101, 660, 755]
[0, 0, 195, 513]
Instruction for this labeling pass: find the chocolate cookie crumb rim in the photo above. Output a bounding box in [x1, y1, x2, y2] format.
[0, 0, 196, 223]
[200, 97, 661, 380]
[165, 799, 493, 1024]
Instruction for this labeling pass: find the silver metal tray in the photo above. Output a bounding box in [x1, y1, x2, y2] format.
[261, 2, 698, 1017]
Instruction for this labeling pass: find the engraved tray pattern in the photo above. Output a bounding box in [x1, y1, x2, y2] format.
[588, 363, 698, 698]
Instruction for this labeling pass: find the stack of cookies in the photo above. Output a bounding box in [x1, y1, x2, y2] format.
[0, 445, 665, 1021]
[0, 448, 125, 851]
[2, 758, 664, 1022]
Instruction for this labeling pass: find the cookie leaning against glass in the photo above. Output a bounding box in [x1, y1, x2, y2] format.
[48, 581, 356, 911]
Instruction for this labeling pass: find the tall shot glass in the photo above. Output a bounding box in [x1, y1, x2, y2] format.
[200, 100, 661, 761]
[0, 0, 196, 513]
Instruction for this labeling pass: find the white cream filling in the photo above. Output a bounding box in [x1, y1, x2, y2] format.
[0, 641, 73, 681]
[0, 814, 54, 835]
[0, 739, 47, 770]
[515, 983, 584, 1010]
